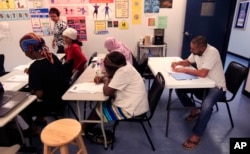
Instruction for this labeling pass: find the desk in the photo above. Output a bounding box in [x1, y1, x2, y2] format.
[137, 42, 167, 61]
[147, 57, 215, 136]
[0, 95, 36, 144]
[62, 64, 109, 149]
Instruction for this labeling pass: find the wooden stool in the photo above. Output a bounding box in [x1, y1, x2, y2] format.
[41, 118, 87, 154]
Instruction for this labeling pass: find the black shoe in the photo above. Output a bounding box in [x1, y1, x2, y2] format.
[85, 128, 113, 145]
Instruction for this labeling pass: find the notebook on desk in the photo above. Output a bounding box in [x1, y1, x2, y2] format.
[169, 72, 198, 80]
[0, 82, 30, 117]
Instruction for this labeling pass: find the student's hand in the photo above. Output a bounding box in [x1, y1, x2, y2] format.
[52, 40, 55, 49]
[24, 68, 29, 74]
[94, 75, 101, 84]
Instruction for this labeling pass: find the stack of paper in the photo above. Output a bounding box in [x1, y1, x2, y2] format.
[69, 82, 104, 93]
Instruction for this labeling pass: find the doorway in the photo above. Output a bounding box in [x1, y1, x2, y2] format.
[182, 0, 237, 65]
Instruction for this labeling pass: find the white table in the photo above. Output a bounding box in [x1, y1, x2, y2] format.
[0, 95, 36, 144]
[147, 57, 215, 136]
[62, 63, 109, 149]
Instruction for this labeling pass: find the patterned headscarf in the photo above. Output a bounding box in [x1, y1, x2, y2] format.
[19, 32, 54, 64]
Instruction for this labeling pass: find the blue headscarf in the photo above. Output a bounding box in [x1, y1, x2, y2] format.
[19, 33, 54, 64]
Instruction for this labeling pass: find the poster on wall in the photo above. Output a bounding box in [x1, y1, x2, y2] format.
[30, 8, 51, 36]
[235, 1, 249, 29]
[159, 0, 172, 8]
[132, 0, 141, 24]
[67, 16, 87, 41]
[144, 0, 160, 13]
[0, 0, 27, 9]
[115, 0, 128, 18]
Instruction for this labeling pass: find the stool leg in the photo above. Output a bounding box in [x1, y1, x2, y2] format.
[75, 135, 88, 154]
[60, 145, 69, 154]
[43, 145, 50, 154]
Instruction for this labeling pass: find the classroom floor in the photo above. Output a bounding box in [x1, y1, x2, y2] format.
[18, 53, 250, 154]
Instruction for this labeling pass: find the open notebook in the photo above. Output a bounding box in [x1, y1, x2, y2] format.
[169, 72, 198, 80]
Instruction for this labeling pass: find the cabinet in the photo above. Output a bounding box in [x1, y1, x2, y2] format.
[137, 42, 167, 61]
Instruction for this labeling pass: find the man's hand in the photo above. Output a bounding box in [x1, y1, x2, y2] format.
[171, 61, 178, 69]
[172, 67, 186, 73]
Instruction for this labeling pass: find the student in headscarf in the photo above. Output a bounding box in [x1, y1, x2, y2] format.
[19, 32, 65, 134]
[104, 37, 133, 65]
[83, 52, 148, 143]
[63, 27, 87, 73]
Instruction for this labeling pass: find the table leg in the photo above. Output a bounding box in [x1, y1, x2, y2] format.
[76, 101, 82, 122]
[15, 117, 26, 146]
[165, 89, 173, 137]
[99, 102, 107, 149]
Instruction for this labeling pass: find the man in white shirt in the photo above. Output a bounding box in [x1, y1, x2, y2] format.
[171, 36, 226, 150]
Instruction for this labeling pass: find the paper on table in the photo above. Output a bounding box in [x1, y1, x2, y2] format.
[69, 82, 104, 93]
[169, 72, 198, 80]
[13, 65, 29, 70]
[7, 75, 28, 82]
[1, 82, 22, 90]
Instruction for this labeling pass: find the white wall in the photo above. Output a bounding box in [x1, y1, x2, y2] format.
[0, 1, 186, 71]
[228, 0, 250, 58]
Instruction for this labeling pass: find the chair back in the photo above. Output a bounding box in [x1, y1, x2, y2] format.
[132, 53, 140, 71]
[60, 59, 74, 91]
[0, 54, 6, 76]
[147, 72, 165, 119]
[69, 70, 80, 86]
[137, 53, 148, 76]
[225, 61, 248, 100]
[88, 51, 98, 66]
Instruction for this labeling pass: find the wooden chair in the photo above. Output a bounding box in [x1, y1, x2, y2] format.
[41, 118, 88, 154]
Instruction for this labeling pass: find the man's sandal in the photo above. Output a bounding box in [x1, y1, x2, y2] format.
[182, 139, 200, 150]
[185, 112, 200, 122]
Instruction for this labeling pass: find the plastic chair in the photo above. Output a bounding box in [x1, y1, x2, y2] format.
[188, 61, 248, 128]
[132, 53, 154, 90]
[217, 61, 248, 127]
[0, 54, 8, 76]
[137, 53, 148, 76]
[88, 52, 98, 66]
[111, 72, 165, 151]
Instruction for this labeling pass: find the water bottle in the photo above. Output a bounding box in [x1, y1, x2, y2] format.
[95, 59, 101, 82]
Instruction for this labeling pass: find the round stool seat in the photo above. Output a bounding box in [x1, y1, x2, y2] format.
[41, 118, 81, 146]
